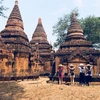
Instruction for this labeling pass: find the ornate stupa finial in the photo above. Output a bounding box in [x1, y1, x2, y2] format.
[32, 18, 47, 38]
[15, 0, 18, 5]
[71, 12, 77, 22]
[38, 18, 42, 24]
[72, 12, 76, 19]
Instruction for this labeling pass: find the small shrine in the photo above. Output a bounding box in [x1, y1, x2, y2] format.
[0, 0, 31, 76]
[30, 18, 54, 74]
[55, 13, 100, 75]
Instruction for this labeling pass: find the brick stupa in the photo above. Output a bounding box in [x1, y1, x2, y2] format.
[0, 0, 31, 76]
[55, 13, 100, 75]
[30, 18, 53, 73]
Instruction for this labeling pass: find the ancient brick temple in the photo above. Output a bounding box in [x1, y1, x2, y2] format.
[0, 0, 53, 77]
[0, 36, 13, 76]
[30, 18, 53, 74]
[0, 0, 31, 77]
[0, 0, 100, 78]
[55, 13, 100, 75]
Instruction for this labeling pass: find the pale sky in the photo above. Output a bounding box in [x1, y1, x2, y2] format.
[0, 0, 100, 45]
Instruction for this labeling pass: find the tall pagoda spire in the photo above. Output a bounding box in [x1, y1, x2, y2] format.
[66, 12, 84, 40]
[0, 0, 31, 53]
[8, 0, 22, 21]
[30, 18, 53, 73]
[32, 18, 47, 39]
[15, 0, 18, 5]
[5, 0, 24, 31]
[30, 18, 52, 51]
[57, 12, 92, 52]
[0, 0, 31, 77]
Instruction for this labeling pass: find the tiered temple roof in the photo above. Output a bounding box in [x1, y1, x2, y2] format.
[54, 13, 100, 77]
[30, 18, 52, 56]
[55, 12, 100, 65]
[67, 12, 85, 40]
[0, 0, 31, 53]
[56, 13, 94, 55]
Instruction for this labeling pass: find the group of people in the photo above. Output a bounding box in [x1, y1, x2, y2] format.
[57, 63, 93, 86]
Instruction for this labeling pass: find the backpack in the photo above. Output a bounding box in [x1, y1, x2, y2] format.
[81, 68, 85, 73]
[87, 70, 91, 75]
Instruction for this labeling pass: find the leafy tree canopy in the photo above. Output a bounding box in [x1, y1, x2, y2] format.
[52, 8, 100, 49]
[0, 0, 7, 17]
[52, 8, 79, 48]
[80, 16, 100, 44]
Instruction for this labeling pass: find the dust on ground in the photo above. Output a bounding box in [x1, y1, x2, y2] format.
[15, 77, 100, 100]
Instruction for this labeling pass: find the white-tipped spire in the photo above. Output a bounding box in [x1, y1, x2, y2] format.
[15, 0, 18, 5]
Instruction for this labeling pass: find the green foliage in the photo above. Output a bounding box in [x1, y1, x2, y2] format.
[52, 14, 70, 47]
[52, 8, 79, 48]
[81, 16, 100, 44]
[52, 9, 100, 49]
[0, 0, 7, 17]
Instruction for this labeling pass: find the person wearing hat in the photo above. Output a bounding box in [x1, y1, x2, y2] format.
[78, 63, 85, 85]
[85, 64, 93, 86]
[58, 64, 64, 84]
[68, 64, 75, 85]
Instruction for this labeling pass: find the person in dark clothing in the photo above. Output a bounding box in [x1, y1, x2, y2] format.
[78, 63, 85, 85]
[52, 61, 56, 76]
[68, 64, 75, 85]
[85, 64, 93, 86]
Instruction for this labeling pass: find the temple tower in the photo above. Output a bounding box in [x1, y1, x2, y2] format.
[0, 0, 31, 76]
[55, 13, 100, 75]
[30, 18, 53, 74]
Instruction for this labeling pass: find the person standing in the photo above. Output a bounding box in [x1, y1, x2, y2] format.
[68, 64, 75, 85]
[78, 63, 85, 85]
[58, 64, 64, 84]
[85, 64, 93, 86]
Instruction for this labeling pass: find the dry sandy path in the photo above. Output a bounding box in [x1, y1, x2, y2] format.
[16, 77, 100, 100]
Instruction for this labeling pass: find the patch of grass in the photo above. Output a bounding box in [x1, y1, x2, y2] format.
[0, 82, 24, 100]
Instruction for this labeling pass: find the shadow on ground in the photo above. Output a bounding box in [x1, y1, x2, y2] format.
[0, 82, 24, 100]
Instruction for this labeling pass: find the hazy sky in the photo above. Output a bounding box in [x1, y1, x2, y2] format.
[0, 0, 100, 45]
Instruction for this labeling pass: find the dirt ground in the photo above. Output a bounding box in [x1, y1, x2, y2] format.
[13, 77, 100, 100]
